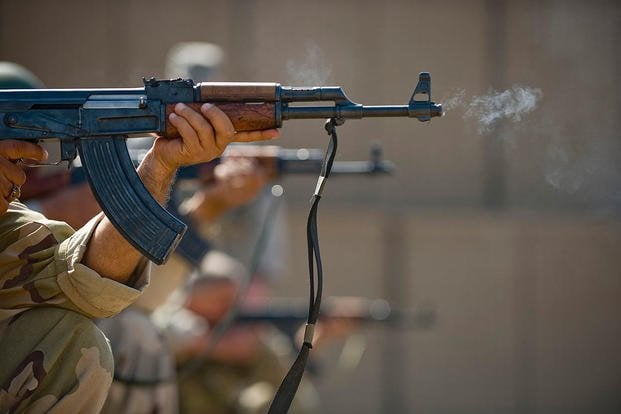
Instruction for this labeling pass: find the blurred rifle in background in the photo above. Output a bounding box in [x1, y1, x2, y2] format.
[237, 296, 435, 331]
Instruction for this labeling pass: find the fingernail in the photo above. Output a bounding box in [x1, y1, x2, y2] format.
[169, 112, 178, 121]
[175, 103, 186, 111]
[201, 103, 213, 111]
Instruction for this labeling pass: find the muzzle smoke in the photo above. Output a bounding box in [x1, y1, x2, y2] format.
[443, 86, 618, 203]
[463, 86, 543, 134]
[542, 121, 620, 199]
[441, 88, 466, 112]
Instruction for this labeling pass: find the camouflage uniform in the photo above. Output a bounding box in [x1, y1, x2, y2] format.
[94, 253, 193, 414]
[0, 202, 149, 413]
[96, 308, 178, 414]
[176, 326, 320, 414]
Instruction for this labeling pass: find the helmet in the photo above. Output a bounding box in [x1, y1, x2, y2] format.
[165, 42, 224, 82]
[0, 61, 44, 89]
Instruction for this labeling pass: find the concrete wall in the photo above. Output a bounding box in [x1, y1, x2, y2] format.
[1, 0, 619, 412]
[277, 209, 621, 413]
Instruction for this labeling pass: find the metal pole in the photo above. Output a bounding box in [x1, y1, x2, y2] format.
[380, 212, 409, 412]
[483, 0, 508, 209]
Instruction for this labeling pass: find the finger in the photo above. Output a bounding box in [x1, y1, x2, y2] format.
[232, 129, 280, 143]
[0, 140, 48, 162]
[169, 110, 202, 155]
[0, 198, 8, 215]
[0, 173, 20, 203]
[174, 103, 216, 151]
[0, 156, 26, 185]
[219, 157, 254, 174]
[0, 174, 13, 197]
[200, 104, 236, 151]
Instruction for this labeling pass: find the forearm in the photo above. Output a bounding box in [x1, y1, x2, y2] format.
[80, 102, 275, 284]
[82, 150, 177, 284]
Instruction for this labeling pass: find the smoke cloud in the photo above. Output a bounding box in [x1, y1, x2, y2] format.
[541, 120, 621, 200]
[442, 85, 618, 205]
[464, 86, 543, 134]
[441, 86, 543, 134]
[544, 140, 587, 194]
[285, 41, 332, 85]
[441, 88, 466, 112]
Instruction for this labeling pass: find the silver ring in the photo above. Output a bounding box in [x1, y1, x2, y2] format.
[8, 184, 21, 201]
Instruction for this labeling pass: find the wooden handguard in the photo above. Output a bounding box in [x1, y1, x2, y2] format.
[165, 102, 278, 137]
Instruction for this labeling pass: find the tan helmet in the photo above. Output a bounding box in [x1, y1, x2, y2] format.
[0, 61, 44, 89]
[165, 42, 224, 82]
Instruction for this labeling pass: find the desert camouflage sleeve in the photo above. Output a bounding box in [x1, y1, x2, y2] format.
[0, 202, 150, 322]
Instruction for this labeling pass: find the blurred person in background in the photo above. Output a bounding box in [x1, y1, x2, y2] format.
[155, 250, 321, 414]
[97, 154, 269, 414]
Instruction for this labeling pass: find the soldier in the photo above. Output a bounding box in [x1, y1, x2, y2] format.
[0, 61, 278, 413]
[156, 251, 320, 414]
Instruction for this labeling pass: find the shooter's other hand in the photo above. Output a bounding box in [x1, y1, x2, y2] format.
[0, 140, 48, 214]
[184, 156, 269, 222]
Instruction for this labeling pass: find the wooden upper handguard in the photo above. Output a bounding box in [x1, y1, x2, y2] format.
[198, 82, 279, 102]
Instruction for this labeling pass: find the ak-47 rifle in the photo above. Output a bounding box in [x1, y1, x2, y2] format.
[0, 73, 441, 264]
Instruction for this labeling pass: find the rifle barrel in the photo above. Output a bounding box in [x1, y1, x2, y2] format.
[283, 104, 409, 120]
[283, 103, 441, 121]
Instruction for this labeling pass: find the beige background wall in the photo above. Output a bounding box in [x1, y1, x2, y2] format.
[1, 0, 619, 412]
